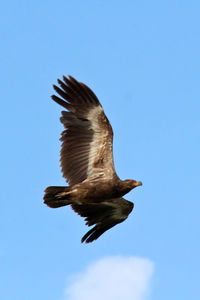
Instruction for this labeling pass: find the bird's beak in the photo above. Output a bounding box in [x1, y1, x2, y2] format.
[135, 181, 143, 187]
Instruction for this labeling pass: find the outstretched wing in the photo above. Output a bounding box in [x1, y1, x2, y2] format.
[52, 75, 117, 185]
[72, 198, 134, 243]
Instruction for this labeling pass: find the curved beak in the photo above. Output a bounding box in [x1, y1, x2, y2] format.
[135, 181, 143, 187]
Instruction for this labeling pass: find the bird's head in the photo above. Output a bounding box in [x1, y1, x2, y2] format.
[124, 179, 143, 190]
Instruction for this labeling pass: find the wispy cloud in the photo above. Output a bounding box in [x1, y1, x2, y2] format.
[64, 256, 154, 300]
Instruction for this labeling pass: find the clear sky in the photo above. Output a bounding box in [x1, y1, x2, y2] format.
[1, 1, 200, 300]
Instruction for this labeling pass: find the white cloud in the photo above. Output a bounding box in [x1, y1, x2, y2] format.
[64, 256, 154, 300]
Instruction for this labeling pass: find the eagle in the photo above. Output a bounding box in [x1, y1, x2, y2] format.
[44, 75, 142, 243]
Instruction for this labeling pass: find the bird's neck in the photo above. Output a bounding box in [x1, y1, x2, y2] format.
[116, 180, 133, 196]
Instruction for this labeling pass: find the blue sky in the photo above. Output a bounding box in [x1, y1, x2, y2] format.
[1, 1, 200, 299]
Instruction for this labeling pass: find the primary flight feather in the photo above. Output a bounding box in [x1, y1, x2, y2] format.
[44, 75, 142, 243]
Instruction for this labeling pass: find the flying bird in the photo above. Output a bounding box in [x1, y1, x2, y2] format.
[44, 75, 142, 243]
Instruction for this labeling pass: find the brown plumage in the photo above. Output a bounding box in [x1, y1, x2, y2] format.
[44, 75, 142, 243]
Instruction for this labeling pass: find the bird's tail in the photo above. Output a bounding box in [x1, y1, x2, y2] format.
[43, 186, 72, 208]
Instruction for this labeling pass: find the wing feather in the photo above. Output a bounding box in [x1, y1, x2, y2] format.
[71, 198, 134, 243]
[51, 75, 117, 185]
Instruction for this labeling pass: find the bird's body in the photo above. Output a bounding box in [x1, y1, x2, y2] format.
[46, 177, 138, 204]
[44, 75, 142, 243]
